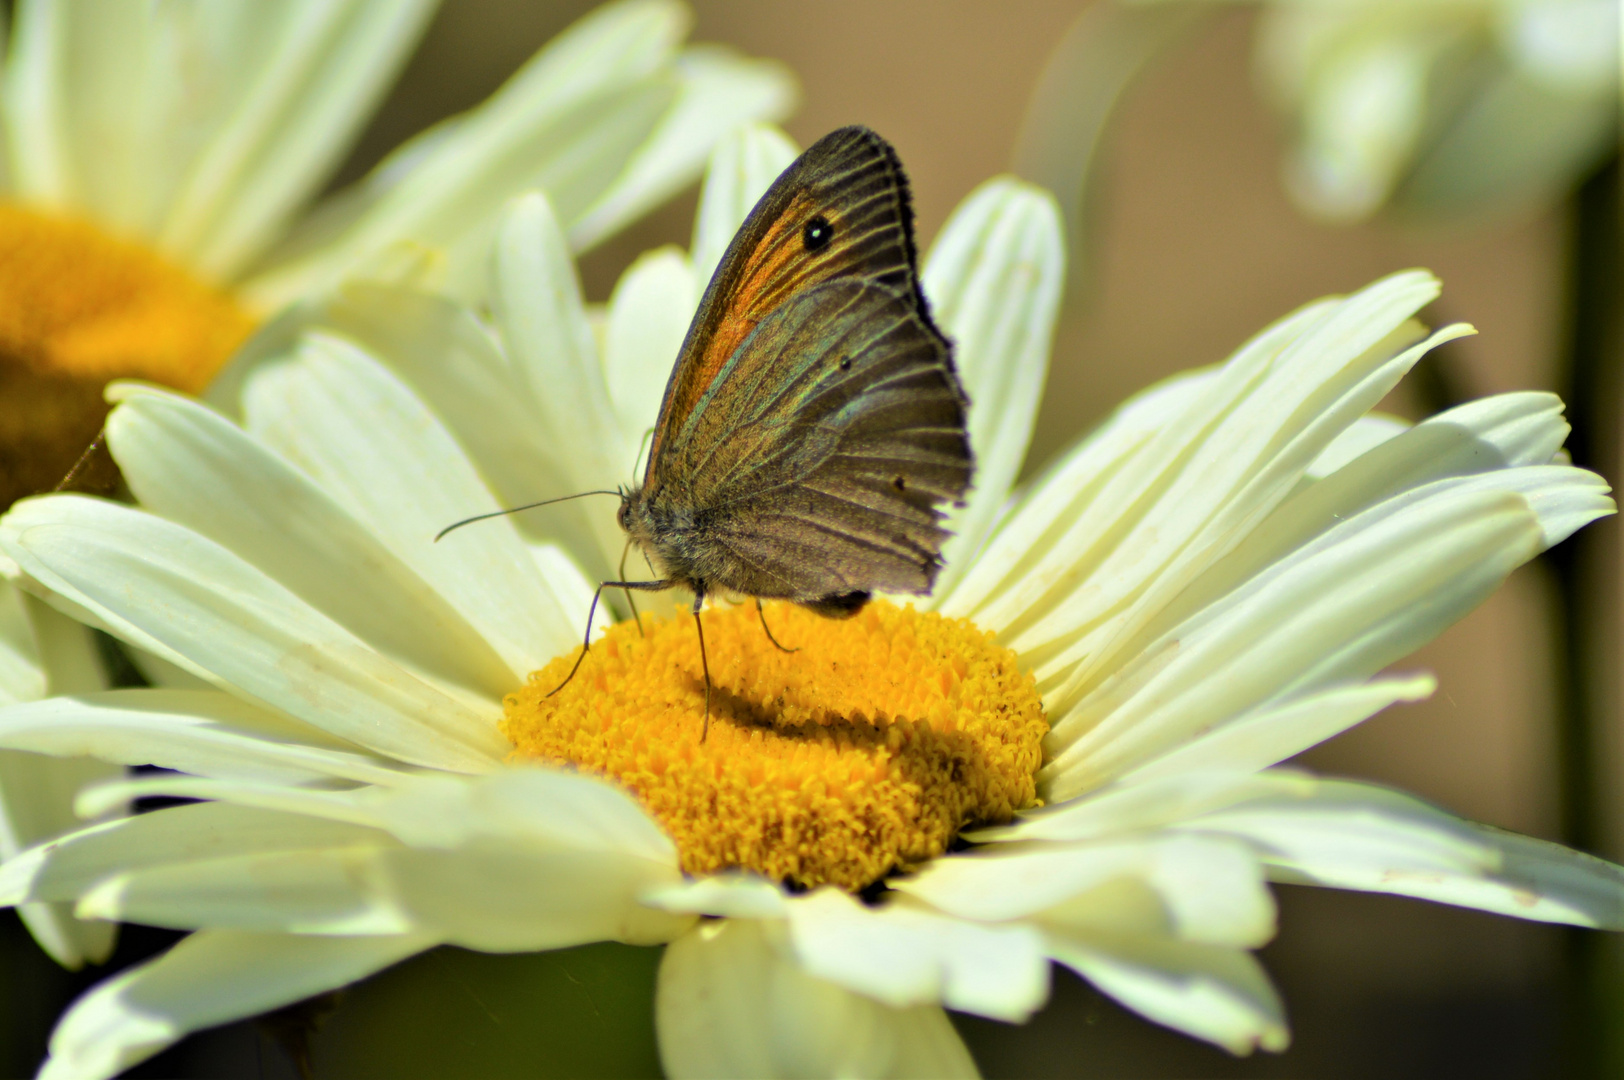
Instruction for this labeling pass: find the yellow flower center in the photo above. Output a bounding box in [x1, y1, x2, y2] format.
[0, 205, 254, 507]
[503, 600, 1048, 891]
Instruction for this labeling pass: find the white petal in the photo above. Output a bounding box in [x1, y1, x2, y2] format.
[0, 750, 119, 970]
[784, 889, 1049, 1022]
[1041, 486, 1544, 799]
[897, 833, 1273, 948]
[1117, 675, 1437, 783]
[490, 193, 633, 568]
[240, 331, 581, 671]
[281, 284, 612, 571]
[964, 273, 1455, 684]
[0, 688, 408, 786]
[156, 1, 438, 279]
[0, 590, 120, 967]
[107, 383, 516, 700]
[0, 800, 390, 908]
[0, 495, 505, 772]
[243, 0, 689, 308]
[657, 918, 978, 1080]
[942, 365, 1223, 618]
[77, 768, 677, 868]
[923, 179, 1065, 599]
[570, 45, 798, 253]
[1303, 412, 1407, 479]
[971, 771, 1312, 846]
[1136, 393, 1594, 643]
[1046, 929, 1288, 1055]
[642, 872, 789, 919]
[689, 123, 799, 286]
[0, 579, 45, 704]
[604, 246, 697, 440]
[40, 929, 434, 1080]
[59, 770, 691, 949]
[1189, 777, 1624, 928]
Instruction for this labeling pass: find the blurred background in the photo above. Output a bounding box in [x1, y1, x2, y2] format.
[4, 1, 1618, 1076]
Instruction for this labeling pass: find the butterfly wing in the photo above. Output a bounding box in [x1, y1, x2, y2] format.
[636, 125, 972, 603]
[666, 277, 970, 599]
[643, 126, 943, 490]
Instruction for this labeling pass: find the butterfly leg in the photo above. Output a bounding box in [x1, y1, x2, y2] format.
[548, 578, 672, 698]
[618, 541, 645, 637]
[755, 598, 798, 653]
[692, 588, 713, 742]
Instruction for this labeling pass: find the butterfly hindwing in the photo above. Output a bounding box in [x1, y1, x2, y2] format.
[668, 278, 970, 599]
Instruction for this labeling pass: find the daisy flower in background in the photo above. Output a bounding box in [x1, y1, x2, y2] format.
[1249, 0, 1619, 222]
[0, 0, 791, 972]
[0, 125, 1620, 1078]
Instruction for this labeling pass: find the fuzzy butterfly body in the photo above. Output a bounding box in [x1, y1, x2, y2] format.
[618, 126, 974, 618]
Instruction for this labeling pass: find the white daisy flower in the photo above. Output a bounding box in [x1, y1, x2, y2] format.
[1, 127, 1620, 1078]
[0, 0, 791, 975]
[1249, 0, 1619, 221]
[0, 0, 794, 506]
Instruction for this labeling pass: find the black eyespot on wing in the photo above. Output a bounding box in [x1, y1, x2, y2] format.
[803, 215, 833, 252]
[892, 475, 906, 492]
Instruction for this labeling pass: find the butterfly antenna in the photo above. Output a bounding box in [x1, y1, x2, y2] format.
[692, 590, 712, 742]
[755, 598, 798, 653]
[434, 490, 620, 542]
[619, 541, 645, 637]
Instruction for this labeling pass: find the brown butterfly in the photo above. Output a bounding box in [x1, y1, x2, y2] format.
[455, 127, 974, 737]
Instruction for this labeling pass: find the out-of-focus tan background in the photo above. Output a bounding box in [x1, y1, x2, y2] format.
[80, 2, 1606, 1077]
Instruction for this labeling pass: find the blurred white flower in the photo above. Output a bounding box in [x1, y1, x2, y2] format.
[0, 127, 1619, 1078]
[1253, 0, 1619, 221]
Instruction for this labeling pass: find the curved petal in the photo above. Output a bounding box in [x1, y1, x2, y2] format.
[1045, 929, 1289, 1055]
[0, 585, 120, 968]
[490, 192, 619, 478]
[657, 918, 978, 1079]
[570, 45, 798, 252]
[242, 0, 691, 308]
[0, 688, 408, 786]
[689, 123, 799, 287]
[784, 889, 1049, 1023]
[0, 495, 506, 772]
[239, 331, 582, 671]
[39, 929, 435, 1080]
[1189, 777, 1624, 929]
[1041, 487, 1544, 798]
[34, 770, 690, 950]
[0, 801, 392, 908]
[923, 179, 1065, 600]
[897, 833, 1274, 948]
[604, 246, 697, 445]
[106, 383, 516, 700]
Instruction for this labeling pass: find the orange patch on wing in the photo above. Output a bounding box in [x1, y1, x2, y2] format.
[649, 193, 821, 470]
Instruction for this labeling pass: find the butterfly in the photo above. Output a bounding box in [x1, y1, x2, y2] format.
[563, 127, 974, 736]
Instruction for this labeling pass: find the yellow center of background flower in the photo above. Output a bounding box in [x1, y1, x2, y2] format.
[504, 600, 1048, 891]
[0, 205, 254, 507]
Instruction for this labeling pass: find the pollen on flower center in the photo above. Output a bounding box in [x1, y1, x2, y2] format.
[0, 204, 254, 507]
[503, 600, 1048, 891]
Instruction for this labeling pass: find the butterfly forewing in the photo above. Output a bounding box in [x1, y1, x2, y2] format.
[627, 125, 972, 611]
[644, 127, 942, 490]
